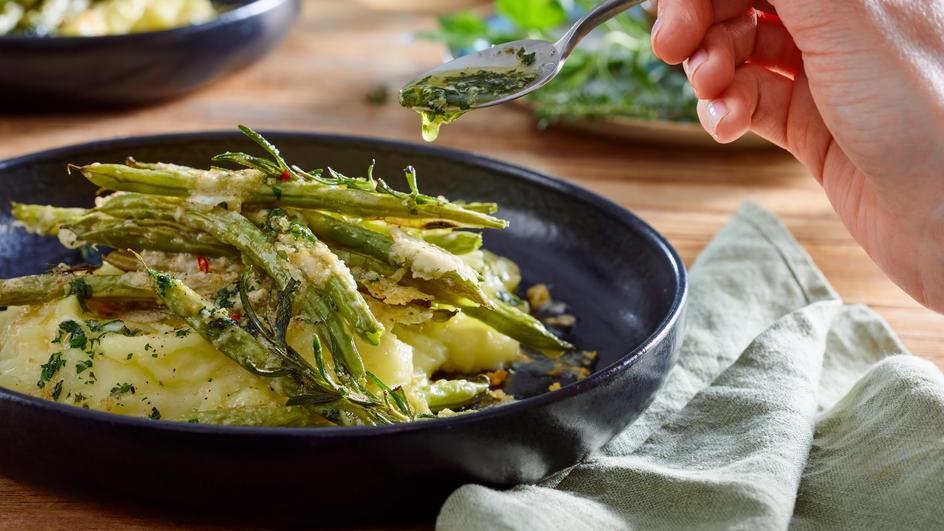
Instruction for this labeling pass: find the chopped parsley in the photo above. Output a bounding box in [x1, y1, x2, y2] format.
[75, 359, 93, 374]
[214, 286, 238, 309]
[54, 320, 87, 349]
[154, 272, 172, 296]
[68, 277, 92, 310]
[37, 352, 65, 388]
[51, 380, 63, 400]
[148, 407, 161, 420]
[174, 328, 191, 337]
[126, 353, 133, 360]
[109, 382, 135, 398]
[516, 47, 536, 66]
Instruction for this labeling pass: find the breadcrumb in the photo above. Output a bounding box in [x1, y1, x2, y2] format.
[544, 314, 576, 328]
[526, 284, 551, 310]
[487, 369, 508, 387]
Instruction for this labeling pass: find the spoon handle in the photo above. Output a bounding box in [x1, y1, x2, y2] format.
[555, 0, 648, 59]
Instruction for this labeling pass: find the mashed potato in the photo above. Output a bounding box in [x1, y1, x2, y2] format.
[0, 294, 521, 421]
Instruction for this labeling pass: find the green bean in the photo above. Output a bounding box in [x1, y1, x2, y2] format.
[301, 210, 492, 308]
[70, 214, 237, 258]
[422, 378, 490, 412]
[12, 203, 237, 258]
[0, 271, 153, 306]
[421, 229, 482, 255]
[11, 203, 84, 235]
[77, 162, 508, 229]
[461, 298, 573, 352]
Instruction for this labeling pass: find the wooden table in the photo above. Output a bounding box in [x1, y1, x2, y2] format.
[1, 1, 942, 528]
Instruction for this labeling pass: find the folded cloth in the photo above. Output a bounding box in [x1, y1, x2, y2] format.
[437, 202, 944, 531]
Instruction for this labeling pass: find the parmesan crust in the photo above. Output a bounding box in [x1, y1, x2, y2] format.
[278, 234, 356, 290]
[389, 229, 478, 282]
[189, 168, 264, 211]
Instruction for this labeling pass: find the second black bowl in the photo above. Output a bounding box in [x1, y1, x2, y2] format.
[0, 0, 300, 107]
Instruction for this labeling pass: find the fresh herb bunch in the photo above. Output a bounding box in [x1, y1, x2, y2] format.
[420, 0, 698, 126]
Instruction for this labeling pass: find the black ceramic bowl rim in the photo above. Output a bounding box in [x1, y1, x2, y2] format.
[0, 131, 688, 441]
[0, 0, 288, 44]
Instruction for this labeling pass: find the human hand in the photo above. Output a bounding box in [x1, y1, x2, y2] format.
[650, 0, 944, 312]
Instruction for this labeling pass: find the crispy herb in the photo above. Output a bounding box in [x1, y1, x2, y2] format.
[366, 371, 414, 420]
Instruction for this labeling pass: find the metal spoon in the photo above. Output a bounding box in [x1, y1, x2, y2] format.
[401, 0, 648, 110]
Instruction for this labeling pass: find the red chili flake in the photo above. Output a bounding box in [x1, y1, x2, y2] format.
[196, 255, 210, 273]
[279, 170, 292, 182]
[229, 313, 241, 321]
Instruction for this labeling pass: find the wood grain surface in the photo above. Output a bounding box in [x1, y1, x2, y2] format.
[0, 0, 941, 528]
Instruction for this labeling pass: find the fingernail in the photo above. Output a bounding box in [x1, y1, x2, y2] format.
[685, 48, 708, 79]
[705, 100, 728, 136]
[651, 17, 664, 40]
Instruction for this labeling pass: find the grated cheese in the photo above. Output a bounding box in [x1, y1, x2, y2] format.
[389, 229, 478, 282]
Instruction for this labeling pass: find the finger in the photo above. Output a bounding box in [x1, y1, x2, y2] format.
[652, 0, 754, 64]
[685, 11, 802, 99]
[683, 11, 758, 99]
[696, 65, 833, 180]
[747, 12, 802, 73]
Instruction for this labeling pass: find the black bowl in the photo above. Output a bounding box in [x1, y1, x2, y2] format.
[0, 0, 300, 107]
[0, 132, 686, 523]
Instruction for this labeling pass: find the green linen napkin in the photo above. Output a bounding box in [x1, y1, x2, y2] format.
[437, 202, 944, 530]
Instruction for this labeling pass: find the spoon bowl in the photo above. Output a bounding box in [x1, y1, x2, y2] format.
[410, 39, 562, 110]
